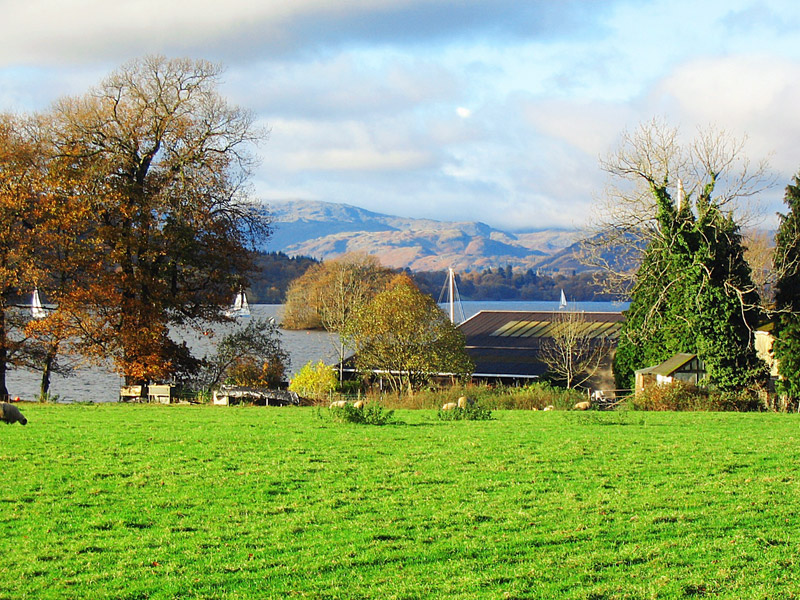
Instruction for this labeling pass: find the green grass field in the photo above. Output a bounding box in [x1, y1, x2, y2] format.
[1, 404, 799, 599]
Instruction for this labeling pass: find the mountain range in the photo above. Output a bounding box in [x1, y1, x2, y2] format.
[259, 200, 584, 272]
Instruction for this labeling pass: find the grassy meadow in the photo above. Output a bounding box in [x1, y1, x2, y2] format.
[1, 404, 799, 599]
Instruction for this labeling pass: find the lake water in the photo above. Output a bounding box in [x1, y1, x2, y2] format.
[6, 300, 628, 403]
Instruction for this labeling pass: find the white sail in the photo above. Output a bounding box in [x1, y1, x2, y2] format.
[225, 290, 250, 318]
[31, 288, 46, 319]
[559, 289, 567, 310]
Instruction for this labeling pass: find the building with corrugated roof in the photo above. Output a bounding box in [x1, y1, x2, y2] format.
[458, 310, 625, 388]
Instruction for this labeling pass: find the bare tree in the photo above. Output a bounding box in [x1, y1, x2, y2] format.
[581, 118, 774, 297]
[539, 310, 611, 389]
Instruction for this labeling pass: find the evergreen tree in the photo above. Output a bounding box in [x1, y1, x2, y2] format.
[772, 174, 800, 400]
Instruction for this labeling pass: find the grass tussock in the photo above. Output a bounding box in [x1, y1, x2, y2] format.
[436, 403, 493, 421]
[321, 401, 395, 425]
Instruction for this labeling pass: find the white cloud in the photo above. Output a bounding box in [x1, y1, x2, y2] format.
[2, 0, 800, 231]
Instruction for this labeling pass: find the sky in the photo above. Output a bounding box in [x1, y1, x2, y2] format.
[1, 0, 799, 232]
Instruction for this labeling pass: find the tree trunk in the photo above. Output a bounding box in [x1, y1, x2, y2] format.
[0, 310, 8, 401]
[39, 343, 58, 400]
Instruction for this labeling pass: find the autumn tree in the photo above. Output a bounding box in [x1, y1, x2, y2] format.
[342, 274, 473, 394]
[282, 253, 393, 380]
[48, 55, 268, 385]
[282, 253, 393, 330]
[539, 310, 612, 389]
[0, 114, 45, 399]
[22, 122, 108, 399]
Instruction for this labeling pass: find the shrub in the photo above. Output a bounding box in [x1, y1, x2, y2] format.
[631, 382, 762, 411]
[289, 361, 337, 401]
[327, 402, 395, 426]
[437, 404, 493, 421]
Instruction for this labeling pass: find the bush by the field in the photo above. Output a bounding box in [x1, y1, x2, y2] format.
[436, 403, 493, 421]
[631, 381, 763, 411]
[324, 401, 395, 425]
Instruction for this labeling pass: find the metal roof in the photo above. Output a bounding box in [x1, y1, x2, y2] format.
[460, 310, 625, 347]
[636, 353, 700, 377]
[458, 310, 625, 380]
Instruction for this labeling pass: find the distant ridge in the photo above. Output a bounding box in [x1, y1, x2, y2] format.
[259, 199, 582, 272]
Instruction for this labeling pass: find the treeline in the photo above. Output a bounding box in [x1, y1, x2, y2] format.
[246, 253, 618, 304]
[247, 252, 319, 304]
[408, 267, 619, 302]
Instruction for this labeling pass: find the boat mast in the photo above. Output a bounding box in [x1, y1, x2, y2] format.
[449, 268, 455, 323]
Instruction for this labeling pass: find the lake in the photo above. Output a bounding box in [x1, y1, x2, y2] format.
[6, 300, 628, 403]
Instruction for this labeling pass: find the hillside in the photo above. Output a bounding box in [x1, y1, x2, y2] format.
[259, 200, 581, 272]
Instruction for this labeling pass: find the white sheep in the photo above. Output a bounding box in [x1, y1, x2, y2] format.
[441, 402, 457, 411]
[0, 403, 27, 425]
[353, 400, 364, 409]
[542, 405, 555, 411]
[573, 401, 591, 411]
[329, 400, 347, 409]
[457, 396, 469, 409]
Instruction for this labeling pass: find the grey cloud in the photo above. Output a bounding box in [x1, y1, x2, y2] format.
[0, 0, 614, 68]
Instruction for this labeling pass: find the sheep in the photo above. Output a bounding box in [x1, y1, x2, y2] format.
[573, 401, 591, 411]
[457, 396, 470, 409]
[329, 400, 347, 409]
[441, 402, 457, 411]
[353, 400, 364, 409]
[542, 405, 555, 411]
[0, 403, 27, 425]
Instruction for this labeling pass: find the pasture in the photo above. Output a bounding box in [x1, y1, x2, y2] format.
[1, 404, 799, 599]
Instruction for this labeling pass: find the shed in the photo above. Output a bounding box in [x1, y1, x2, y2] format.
[634, 353, 706, 394]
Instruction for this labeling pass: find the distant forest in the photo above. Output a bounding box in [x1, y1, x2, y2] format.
[246, 252, 621, 304]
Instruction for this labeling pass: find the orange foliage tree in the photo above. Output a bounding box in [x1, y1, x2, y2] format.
[44, 56, 269, 385]
[0, 114, 48, 399]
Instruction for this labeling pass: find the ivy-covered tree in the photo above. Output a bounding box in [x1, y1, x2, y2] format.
[198, 318, 289, 390]
[772, 174, 800, 401]
[608, 122, 766, 390]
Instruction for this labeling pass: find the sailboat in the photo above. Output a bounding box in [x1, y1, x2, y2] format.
[225, 290, 251, 319]
[559, 289, 567, 310]
[438, 268, 466, 324]
[31, 288, 47, 319]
